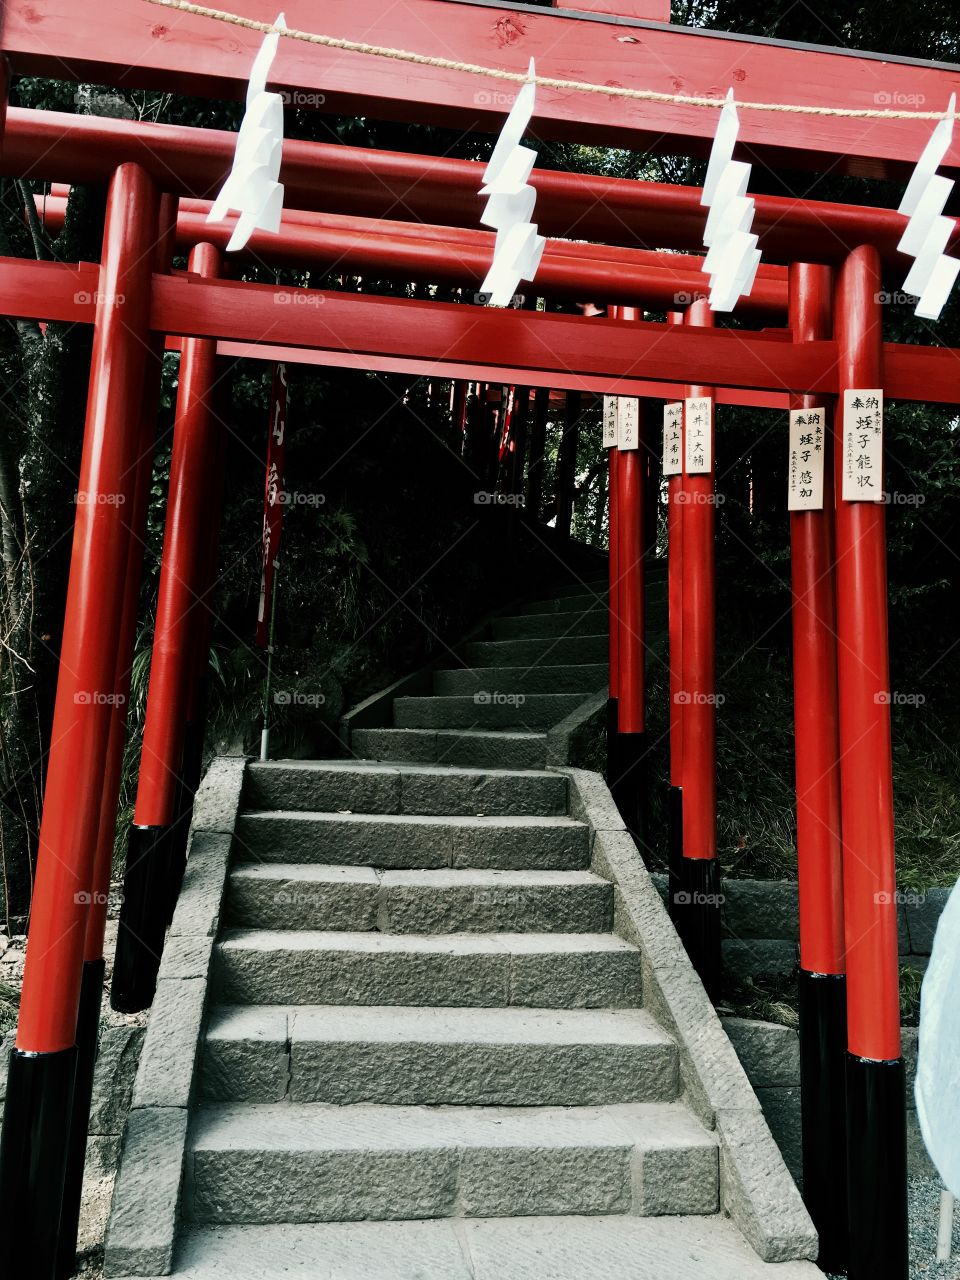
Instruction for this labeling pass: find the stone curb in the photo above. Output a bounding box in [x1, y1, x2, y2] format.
[544, 688, 608, 767]
[104, 756, 246, 1278]
[558, 767, 818, 1265]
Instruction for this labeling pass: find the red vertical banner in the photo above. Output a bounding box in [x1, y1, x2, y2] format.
[256, 362, 288, 647]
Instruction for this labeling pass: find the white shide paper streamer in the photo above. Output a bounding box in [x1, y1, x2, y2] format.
[699, 91, 762, 314]
[478, 59, 546, 308]
[897, 95, 960, 321]
[207, 13, 287, 252]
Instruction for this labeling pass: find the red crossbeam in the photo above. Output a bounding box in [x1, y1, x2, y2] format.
[3, 0, 959, 178]
[6, 108, 958, 265]
[4, 256, 957, 403]
[34, 193, 787, 314]
[204, 340, 791, 408]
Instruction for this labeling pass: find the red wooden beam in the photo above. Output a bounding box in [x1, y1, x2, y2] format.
[7, 108, 958, 265]
[34, 192, 788, 315]
[150, 273, 829, 392]
[3, 0, 959, 178]
[2, 256, 956, 403]
[207, 340, 792, 407]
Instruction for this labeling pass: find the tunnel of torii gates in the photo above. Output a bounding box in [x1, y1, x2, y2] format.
[2, 2, 960, 1279]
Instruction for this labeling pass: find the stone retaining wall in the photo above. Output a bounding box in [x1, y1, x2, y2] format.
[720, 1017, 932, 1185]
[652, 873, 947, 979]
[1, 1022, 145, 1177]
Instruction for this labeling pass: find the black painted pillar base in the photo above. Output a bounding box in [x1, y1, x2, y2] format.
[615, 730, 649, 856]
[846, 1053, 908, 1280]
[667, 785, 684, 922]
[164, 777, 191, 928]
[0, 1044, 79, 1280]
[799, 969, 849, 1273]
[673, 857, 722, 1003]
[165, 679, 210, 925]
[606, 696, 619, 787]
[111, 824, 171, 1013]
[56, 959, 105, 1279]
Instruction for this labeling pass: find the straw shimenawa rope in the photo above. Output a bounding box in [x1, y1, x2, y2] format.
[144, 0, 959, 121]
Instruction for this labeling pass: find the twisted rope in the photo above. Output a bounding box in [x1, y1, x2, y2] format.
[144, 0, 958, 121]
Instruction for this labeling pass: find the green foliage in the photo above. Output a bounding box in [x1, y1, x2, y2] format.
[717, 965, 924, 1028]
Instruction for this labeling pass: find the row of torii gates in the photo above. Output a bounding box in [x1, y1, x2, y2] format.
[1, 2, 959, 1278]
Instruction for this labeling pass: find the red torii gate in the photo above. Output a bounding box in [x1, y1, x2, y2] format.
[2, 4, 957, 1278]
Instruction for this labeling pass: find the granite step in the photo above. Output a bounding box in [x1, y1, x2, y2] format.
[225, 865, 612, 933]
[462, 636, 607, 667]
[350, 728, 548, 769]
[234, 812, 589, 870]
[184, 1101, 718, 1224]
[242, 761, 567, 816]
[431, 664, 606, 696]
[493, 612, 607, 640]
[199, 1004, 679, 1106]
[161, 1215, 822, 1280]
[212, 930, 642, 1008]
[393, 693, 586, 730]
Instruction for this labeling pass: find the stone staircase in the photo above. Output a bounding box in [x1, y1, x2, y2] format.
[106, 572, 819, 1278]
[350, 573, 664, 769]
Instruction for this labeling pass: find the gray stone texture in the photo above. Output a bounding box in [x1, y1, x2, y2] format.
[284, 1005, 678, 1106]
[136, 1216, 822, 1279]
[721, 879, 799, 941]
[234, 811, 589, 871]
[157, 934, 215, 983]
[463, 634, 608, 667]
[243, 760, 401, 814]
[394, 692, 586, 730]
[105, 756, 247, 1277]
[90, 1025, 146, 1134]
[200, 1006, 290, 1103]
[376, 868, 612, 934]
[350, 727, 549, 769]
[433, 663, 607, 695]
[191, 756, 246, 835]
[169, 830, 233, 939]
[185, 1102, 717, 1226]
[213, 930, 640, 1009]
[564, 769, 817, 1265]
[755, 1087, 803, 1185]
[493, 611, 606, 639]
[434, 729, 548, 770]
[104, 1107, 189, 1277]
[722, 938, 797, 978]
[714, 1108, 818, 1263]
[545, 690, 609, 767]
[132, 979, 207, 1110]
[721, 1018, 800, 1088]
[398, 765, 566, 817]
[226, 864, 379, 931]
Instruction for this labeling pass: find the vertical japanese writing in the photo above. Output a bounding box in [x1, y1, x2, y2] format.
[684, 396, 713, 474]
[617, 396, 640, 450]
[787, 407, 826, 511]
[256, 362, 288, 647]
[841, 389, 884, 503]
[662, 401, 683, 476]
[602, 395, 618, 448]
